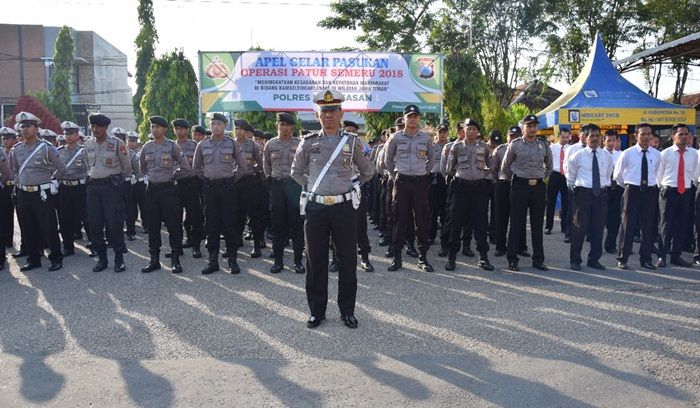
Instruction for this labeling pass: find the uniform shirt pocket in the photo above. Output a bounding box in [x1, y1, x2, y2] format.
[202, 147, 214, 163]
[220, 147, 233, 163]
[160, 152, 171, 168]
[397, 143, 409, 159]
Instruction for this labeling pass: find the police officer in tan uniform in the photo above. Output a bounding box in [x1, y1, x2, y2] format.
[9, 112, 67, 271]
[57, 120, 89, 256]
[0, 146, 13, 270]
[192, 113, 248, 275]
[126, 131, 146, 237]
[84, 113, 132, 273]
[263, 112, 305, 274]
[291, 89, 374, 329]
[173, 118, 204, 258]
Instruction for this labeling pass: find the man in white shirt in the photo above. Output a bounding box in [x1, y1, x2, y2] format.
[603, 130, 623, 253]
[656, 124, 696, 267]
[546, 127, 571, 235]
[566, 124, 613, 270]
[563, 125, 588, 243]
[614, 123, 662, 269]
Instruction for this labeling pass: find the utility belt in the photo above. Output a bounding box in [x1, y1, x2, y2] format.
[512, 175, 544, 186]
[454, 178, 488, 186]
[396, 173, 429, 183]
[270, 176, 293, 185]
[148, 180, 176, 190]
[307, 191, 353, 206]
[17, 182, 53, 193]
[4, 180, 15, 187]
[205, 176, 235, 188]
[496, 179, 510, 184]
[59, 178, 87, 186]
[175, 176, 197, 186]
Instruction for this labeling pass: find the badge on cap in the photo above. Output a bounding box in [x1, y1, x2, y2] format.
[324, 91, 334, 103]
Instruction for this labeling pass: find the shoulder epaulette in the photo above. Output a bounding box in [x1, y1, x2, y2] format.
[304, 132, 319, 139]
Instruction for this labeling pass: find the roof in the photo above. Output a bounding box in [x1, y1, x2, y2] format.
[679, 92, 700, 109]
[615, 31, 700, 73]
[509, 80, 562, 112]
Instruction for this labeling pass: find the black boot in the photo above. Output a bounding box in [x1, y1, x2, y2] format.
[405, 243, 418, 258]
[141, 251, 161, 273]
[293, 251, 305, 274]
[478, 253, 494, 271]
[360, 252, 374, 272]
[250, 243, 262, 258]
[93, 251, 108, 272]
[171, 255, 182, 274]
[114, 252, 126, 273]
[228, 255, 241, 274]
[418, 252, 434, 272]
[192, 243, 202, 259]
[388, 253, 402, 271]
[201, 252, 219, 275]
[445, 252, 457, 271]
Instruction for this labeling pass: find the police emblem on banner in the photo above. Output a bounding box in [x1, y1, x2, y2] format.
[205, 56, 230, 79]
[417, 57, 435, 79]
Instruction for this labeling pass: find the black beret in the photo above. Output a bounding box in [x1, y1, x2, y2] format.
[233, 119, 254, 133]
[489, 130, 502, 143]
[436, 123, 448, 131]
[211, 113, 228, 123]
[394, 117, 404, 126]
[89, 113, 111, 127]
[253, 129, 265, 138]
[523, 114, 539, 124]
[192, 125, 206, 134]
[263, 132, 274, 140]
[343, 120, 359, 129]
[149, 116, 168, 128]
[276, 112, 295, 125]
[403, 104, 420, 115]
[463, 118, 481, 131]
[508, 126, 522, 134]
[171, 118, 190, 128]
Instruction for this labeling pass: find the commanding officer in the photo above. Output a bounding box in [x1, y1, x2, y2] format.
[501, 114, 552, 271]
[9, 112, 66, 271]
[291, 89, 374, 329]
[603, 130, 623, 253]
[1, 127, 18, 249]
[126, 131, 146, 236]
[84, 113, 132, 273]
[173, 118, 204, 258]
[140, 116, 189, 274]
[233, 119, 266, 257]
[614, 123, 661, 270]
[566, 124, 613, 270]
[429, 123, 448, 245]
[193, 113, 247, 275]
[0, 147, 12, 270]
[546, 127, 571, 235]
[656, 124, 696, 267]
[384, 104, 435, 272]
[263, 112, 305, 274]
[444, 118, 494, 271]
[57, 121, 89, 256]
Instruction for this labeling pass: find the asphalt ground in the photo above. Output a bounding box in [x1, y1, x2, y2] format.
[0, 217, 698, 407]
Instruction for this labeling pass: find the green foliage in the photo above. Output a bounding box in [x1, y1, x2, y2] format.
[361, 112, 400, 138]
[482, 93, 531, 136]
[139, 51, 198, 140]
[133, 0, 158, 129]
[30, 90, 52, 110]
[50, 26, 75, 122]
[443, 51, 485, 127]
[236, 111, 282, 134]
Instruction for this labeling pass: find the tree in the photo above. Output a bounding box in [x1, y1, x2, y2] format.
[236, 111, 284, 134]
[139, 51, 198, 140]
[6, 95, 62, 133]
[50, 26, 75, 122]
[133, 0, 158, 129]
[442, 51, 485, 127]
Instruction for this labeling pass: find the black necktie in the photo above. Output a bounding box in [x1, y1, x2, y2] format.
[641, 149, 648, 190]
[592, 149, 601, 196]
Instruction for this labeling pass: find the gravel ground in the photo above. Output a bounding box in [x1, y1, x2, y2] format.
[0, 219, 698, 407]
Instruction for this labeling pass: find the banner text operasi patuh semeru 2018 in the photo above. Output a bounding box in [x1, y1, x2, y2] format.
[198, 51, 443, 113]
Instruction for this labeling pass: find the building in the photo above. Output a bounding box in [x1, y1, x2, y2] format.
[0, 24, 135, 132]
[679, 92, 700, 128]
[510, 80, 562, 112]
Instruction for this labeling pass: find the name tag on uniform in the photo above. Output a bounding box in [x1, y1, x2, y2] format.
[528, 179, 537, 186]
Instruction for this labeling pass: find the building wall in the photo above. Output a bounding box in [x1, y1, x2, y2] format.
[0, 24, 47, 106]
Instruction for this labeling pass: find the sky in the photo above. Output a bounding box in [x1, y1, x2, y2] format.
[2, 0, 699, 102]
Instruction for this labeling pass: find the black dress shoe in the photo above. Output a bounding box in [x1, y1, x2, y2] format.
[462, 247, 475, 257]
[328, 261, 338, 273]
[587, 261, 606, 270]
[533, 262, 548, 271]
[192, 246, 202, 259]
[270, 264, 283, 274]
[88, 249, 98, 257]
[294, 264, 306, 274]
[201, 262, 219, 275]
[694, 259, 700, 266]
[228, 258, 241, 274]
[48, 262, 63, 271]
[384, 249, 394, 258]
[360, 259, 374, 272]
[171, 259, 182, 274]
[341, 315, 358, 329]
[641, 261, 657, 270]
[478, 259, 494, 271]
[114, 256, 126, 273]
[656, 257, 666, 268]
[570, 262, 581, 271]
[405, 246, 418, 258]
[418, 257, 434, 272]
[518, 250, 531, 258]
[616, 261, 629, 270]
[12, 250, 27, 258]
[670, 257, 692, 267]
[445, 259, 456, 271]
[250, 247, 261, 258]
[494, 250, 506, 257]
[307, 315, 324, 328]
[164, 251, 173, 259]
[141, 261, 161, 273]
[544, 229, 552, 235]
[508, 263, 519, 271]
[437, 248, 448, 257]
[20, 262, 41, 272]
[387, 259, 402, 271]
[93, 259, 108, 272]
[563, 236, 571, 244]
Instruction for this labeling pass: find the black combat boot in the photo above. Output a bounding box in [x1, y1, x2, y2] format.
[201, 252, 219, 275]
[171, 255, 182, 274]
[141, 251, 161, 273]
[418, 252, 434, 272]
[93, 251, 108, 272]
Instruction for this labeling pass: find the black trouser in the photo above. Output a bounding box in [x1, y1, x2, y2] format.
[370, 174, 381, 224]
[16, 189, 62, 264]
[145, 182, 183, 256]
[235, 174, 266, 245]
[546, 171, 568, 232]
[0, 184, 13, 251]
[269, 177, 304, 264]
[383, 176, 415, 246]
[305, 200, 357, 317]
[378, 176, 389, 236]
[570, 187, 608, 264]
[58, 184, 88, 250]
[428, 172, 447, 242]
[658, 187, 692, 259]
[507, 177, 546, 264]
[604, 183, 623, 251]
[356, 182, 371, 254]
[617, 185, 658, 264]
[448, 179, 491, 255]
[122, 181, 134, 235]
[391, 174, 429, 254]
[127, 181, 145, 235]
[488, 186, 496, 240]
[176, 177, 204, 245]
[87, 177, 126, 256]
[204, 178, 237, 255]
[493, 180, 527, 253]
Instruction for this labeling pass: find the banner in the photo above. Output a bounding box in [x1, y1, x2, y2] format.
[558, 108, 695, 125]
[198, 51, 443, 113]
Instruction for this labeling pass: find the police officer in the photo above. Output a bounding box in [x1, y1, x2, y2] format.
[192, 113, 247, 275]
[140, 116, 189, 274]
[57, 121, 89, 256]
[384, 104, 435, 272]
[126, 131, 146, 236]
[546, 127, 571, 235]
[437, 121, 464, 257]
[429, 123, 448, 246]
[84, 113, 132, 272]
[111, 127, 135, 242]
[444, 119, 495, 271]
[1, 127, 18, 250]
[190, 125, 207, 208]
[263, 112, 305, 274]
[501, 114, 552, 271]
[0, 146, 13, 270]
[291, 89, 374, 329]
[173, 118, 204, 258]
[487, 130, 502, 243]
[38, 128, 59, 147]
[9, 112, 66, 271]
[233, 119, 266, 257]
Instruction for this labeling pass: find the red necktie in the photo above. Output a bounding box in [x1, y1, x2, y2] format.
[559, 146, 565, 172]
[678, 149, 686, 194]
